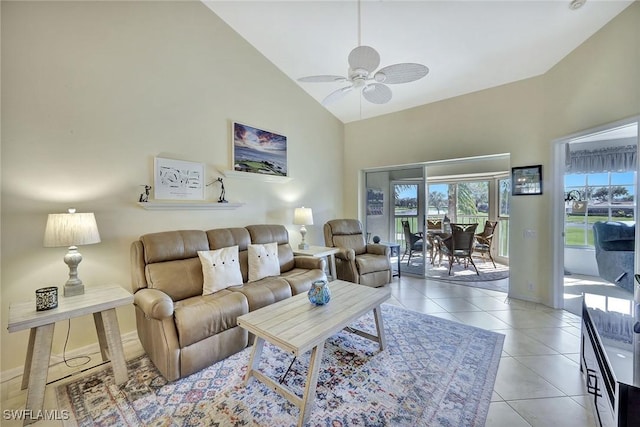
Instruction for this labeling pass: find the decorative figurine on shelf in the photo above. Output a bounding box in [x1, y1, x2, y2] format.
[207, 177, 228, 203]
[139, 185, 151, 202]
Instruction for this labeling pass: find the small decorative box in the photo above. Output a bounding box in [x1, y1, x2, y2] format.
[36, 286, 58, 311]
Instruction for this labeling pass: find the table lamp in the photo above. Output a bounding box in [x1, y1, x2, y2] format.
[43, 208, 101, 297]
[293, 207, 313, 250]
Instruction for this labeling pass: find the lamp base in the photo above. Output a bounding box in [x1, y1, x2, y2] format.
[64, 283, 85, 297]
[63, 246, 85, 297]
[298, 242, 309, 250]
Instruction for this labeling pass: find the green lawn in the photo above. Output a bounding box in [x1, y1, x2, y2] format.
[565, 227, 595, 246]
[565, 215, 634, 246]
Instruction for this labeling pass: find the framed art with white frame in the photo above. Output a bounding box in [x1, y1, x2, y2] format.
[232, 121, 287, 177]
[154, 157, 204, 200]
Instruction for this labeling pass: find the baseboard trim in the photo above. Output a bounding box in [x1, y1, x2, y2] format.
[508, 290, 543, 305]
[0, 331, 139, 385]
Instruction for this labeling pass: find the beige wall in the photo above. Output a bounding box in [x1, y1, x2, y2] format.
[344, 2, 639, 305]
[1, 0, 638, 374]
[0, 1, 344, 371]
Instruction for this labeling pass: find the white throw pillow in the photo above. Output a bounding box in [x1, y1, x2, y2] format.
[248, 242, 280, 282]
[198, 246, 243, 295]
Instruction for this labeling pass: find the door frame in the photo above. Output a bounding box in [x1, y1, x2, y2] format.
[551, 116, 640, 309]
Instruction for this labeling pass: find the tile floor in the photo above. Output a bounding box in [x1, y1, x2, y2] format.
[1, 275, 598, 426]
[386, 275, 597, 427]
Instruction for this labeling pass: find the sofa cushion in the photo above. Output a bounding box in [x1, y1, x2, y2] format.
[145, 257, 204, 301]
[280, 268, 326, 295]
[198, 246, 243, 295]
[594, 221, 636, 251]
[228, 277, 292, 311]
[355, 253, 391, 275]
[324, 219, 367, 255]
[206, 227, 251, 283]
[173, 290, 248, 348]
[248, 242, 280, 282]
[600, 237, 635, 251]
[140, 230, 210, 301]
[141, 230, 209, 263]
[246, 224, 296, 273]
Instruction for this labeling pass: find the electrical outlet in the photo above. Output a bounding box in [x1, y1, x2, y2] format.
[527, 282, 534, 291]
[524, 229, 537, 239]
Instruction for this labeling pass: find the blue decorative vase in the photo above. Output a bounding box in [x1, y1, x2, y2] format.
[308, 280, 331, 305]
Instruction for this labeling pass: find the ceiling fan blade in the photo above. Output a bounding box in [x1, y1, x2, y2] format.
[298, 75, 348, 83]
[362, 83, 392, 104]
[322, 85, 354, 105]
[348, 45, 380, 73]
[374, 63, 429, 84]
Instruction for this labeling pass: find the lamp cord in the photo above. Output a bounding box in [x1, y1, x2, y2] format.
[62, 319, 91, 368]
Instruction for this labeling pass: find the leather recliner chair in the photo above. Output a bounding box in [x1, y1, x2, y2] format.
[323, 219, 392, 287]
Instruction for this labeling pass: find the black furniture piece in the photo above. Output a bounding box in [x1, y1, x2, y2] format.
[380, 242, 401, 278]
[473, 220, 498, 268]
[581, 292, 640, 426]
[401, 220, 424, 265]
[437, 223, 479, 275]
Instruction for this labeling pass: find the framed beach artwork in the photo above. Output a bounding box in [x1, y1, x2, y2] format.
[154, 157, 204, 200]
[232, 122, 288, 177]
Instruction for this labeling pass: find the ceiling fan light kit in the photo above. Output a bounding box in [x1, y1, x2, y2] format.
[297, 1, 429, 106]
[569, 0, 586, 10]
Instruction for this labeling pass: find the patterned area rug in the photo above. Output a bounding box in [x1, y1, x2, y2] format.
[425, 259, 509, 282]
[57, 304, 504, 427]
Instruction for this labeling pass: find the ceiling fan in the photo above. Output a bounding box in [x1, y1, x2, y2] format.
[297, 1, 429, 105]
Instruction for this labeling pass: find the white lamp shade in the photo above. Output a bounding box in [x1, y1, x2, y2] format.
[293, 207, 313, 226]
[43, 211, 101, 247]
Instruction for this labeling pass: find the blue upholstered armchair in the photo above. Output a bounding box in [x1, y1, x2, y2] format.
[593, 221, 635, 293]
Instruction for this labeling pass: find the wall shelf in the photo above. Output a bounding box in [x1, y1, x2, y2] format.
[220, 169, 292, 183]
[137, 202, 244, 210]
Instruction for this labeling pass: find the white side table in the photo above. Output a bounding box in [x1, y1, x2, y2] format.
[293, 245, 339, 281]
[8, 284, 133, 425]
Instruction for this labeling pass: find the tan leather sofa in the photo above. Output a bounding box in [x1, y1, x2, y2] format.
[323, 219, 392, 287]
[130, 224, 326, 381]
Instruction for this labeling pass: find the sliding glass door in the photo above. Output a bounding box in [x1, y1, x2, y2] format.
[363, 156, 510, 279]
[393, 180, 426, 276]
[364, 167, 426, 277]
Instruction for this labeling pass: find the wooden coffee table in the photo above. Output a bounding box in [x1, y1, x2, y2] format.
[237, 280, 390, 427]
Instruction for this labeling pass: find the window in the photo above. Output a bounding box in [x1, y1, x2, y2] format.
[427, 181, 488, 224]
[499, 178, 510, 218]
[564, 171, 636, 247]
[427, 183, 448, 216]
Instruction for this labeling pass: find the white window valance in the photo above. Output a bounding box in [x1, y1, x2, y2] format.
[566, 145, 637, 174]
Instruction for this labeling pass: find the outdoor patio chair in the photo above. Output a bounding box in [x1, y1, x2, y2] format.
[401, 220, 426, 265]
[426, 219, 442, 231]
[473, 220, 498, 268]
[437, 223, 479, 275]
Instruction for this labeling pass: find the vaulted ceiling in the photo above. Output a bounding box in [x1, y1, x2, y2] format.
[204, 0, 633, 123]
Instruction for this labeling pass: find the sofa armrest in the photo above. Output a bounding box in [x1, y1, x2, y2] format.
[335, 248, 355, 261]
[134, 288, 174, 320]
[294, 255, 326, 271]
[366, 243, 390, 256]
